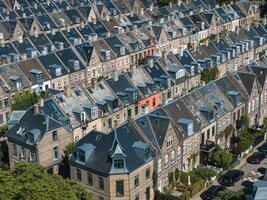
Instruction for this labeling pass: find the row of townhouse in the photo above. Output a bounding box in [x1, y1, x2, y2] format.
[0, 0, 263, 127]
[1, 19, 267, 135]
[6, 56, 267, 199]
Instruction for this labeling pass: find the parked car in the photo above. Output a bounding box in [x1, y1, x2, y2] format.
[218, 170, 244, 186]
[259, 142, 267, 154]
[247, 152, 266, 164]
[201, 185, 226, 200]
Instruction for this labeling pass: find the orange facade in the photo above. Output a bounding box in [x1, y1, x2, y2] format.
[138, 92, 161, 111]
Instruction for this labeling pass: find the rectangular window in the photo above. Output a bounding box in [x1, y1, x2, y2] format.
[53, 146, 59, 160]
[135, 194, 140, 200]
[146, 168, 150, 180]
[167, 136, 173, 149]
[76, 169, 82, 181]
[114, 159, 124, 169]
[77, 150, 85, 162]
[52, 131, 58, 141]
[108, 118, 112, 128]
[99, 176, 104, 190]
[134, 175, 139, 187]
[0, 114, 3, 123]
[20, 147, 25, 159]
[135, 106, 138, 115]
[12, 144, 17, 156]
[29, 151, 35, 162]
[26, 133, 34, 143]
[212, 126, 215, 136]
[152, 98, 156, 107]
[145, 187, 150, 200]
[127, 109, 131, 118]
[116, 180, 124, 197]
[4, 98, 8, 107]
[87, 173, 93, 186]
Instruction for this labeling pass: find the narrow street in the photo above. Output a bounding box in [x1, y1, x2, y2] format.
[191, 143, 267, 200]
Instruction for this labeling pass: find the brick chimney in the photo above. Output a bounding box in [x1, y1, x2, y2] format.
[64, 86, 72, 96]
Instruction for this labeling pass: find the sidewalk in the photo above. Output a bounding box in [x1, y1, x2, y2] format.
[190, 141, 265, 200]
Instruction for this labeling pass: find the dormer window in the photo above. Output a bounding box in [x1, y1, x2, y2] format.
[190, 66, 194, 76]
[145, 146, 151, 160]
[68, 59, 80, 71]
[114, 158, 124, 169]
[120, 46, 125, 55]
[105, 50, 111, 60]
[133, 91, 138, 101]
[55, 67, 62, 76]
[31, 69, 44, 84]
[76, 149, 85, 163]
[81, 112, 86, 122]
[26, 133, 34, 144]
[172, 31, 177, 38]
[260, 37, 264, 46]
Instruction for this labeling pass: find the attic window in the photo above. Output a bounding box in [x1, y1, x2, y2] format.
[26, 133, 34, 144]
[76, 149, 85, 163]
[145, 146, 151, 160]
[16, 127, 26, 135]
[114, 158, 124, 169]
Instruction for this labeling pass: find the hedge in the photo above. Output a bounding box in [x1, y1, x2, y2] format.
[180, 190, 190, 200]
[189, 181, 205, 197]
[154, 190, 182, 200]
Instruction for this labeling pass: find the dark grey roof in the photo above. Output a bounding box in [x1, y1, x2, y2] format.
[6, 106, 63, 149]
[69, 122, 152, 176]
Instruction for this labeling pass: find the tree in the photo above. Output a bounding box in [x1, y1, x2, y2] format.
[0, 162, 93, 200]
[210, 145, 233, 169]
[11, 90, 46, 111]
[192, 165, 217, 182]
[201, 67, 219, 83]
[157, 0, 177, 7]
[214, 189, 244, 200]
[63, 142, 76, 163]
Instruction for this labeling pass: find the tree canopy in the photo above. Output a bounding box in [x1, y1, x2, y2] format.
[214, 189, 244, 200]
[210, 145, 233, 169]
[0, 162, 93, 200]
[191, 165, 217, 181]
[11, 90, 46, 111]
[201, 67, 219, 83]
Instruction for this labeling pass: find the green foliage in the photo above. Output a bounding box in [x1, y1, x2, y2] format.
[192, 165, 217, 181]
[63, 142, 76, 163]
[0, 141, 9, 170]
[0, 162, 93, 200]
[168, 172, 175, 186]
[201, 67, 219, 83]
[214, 189, 244, 200]
[189, 181, 205, 197]
[238, 127, 262, 152]
[157, 0, 177, 7]
[155, 190, 182, 200]
[180, 190, 190, 200]
[210, 145, 233, 169]
[0, 125, 7, 138]
[11, 90, 46, 111]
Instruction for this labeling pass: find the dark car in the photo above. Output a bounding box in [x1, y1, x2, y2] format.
[247, 152, 266, 164]
[218, 170, 244, 186]
[259, 142, 267, 154]
[201, 185, 226, 200]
